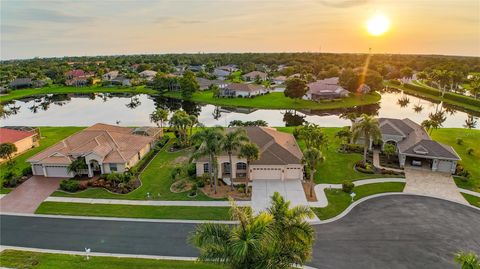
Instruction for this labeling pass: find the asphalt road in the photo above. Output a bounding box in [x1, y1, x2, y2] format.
[1, 195, 480, 269]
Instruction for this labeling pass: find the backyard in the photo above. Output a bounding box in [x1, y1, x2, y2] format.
[164, 90, 381, 110]
[0, 250, 223, 269]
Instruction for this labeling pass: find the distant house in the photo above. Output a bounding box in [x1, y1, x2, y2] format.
[242, 71, 268, 82]
[66, 77, 89, 87]
[9, 78, 33, 89]
[0, 127, 39, 162]
[356, 84, 371, 94]
[139, 70, 157, 81]
[212, 68, 230, 80]
[65, 69, 94, 87]
[102, 71, 119, 81]
[188, 65, 205, 72]
[304, 77, 349, 101]
[219, 83, 268, 97]
[196, 78, 228, 90]
[217, 65, 239, 72]
[27, 123, 161, 178]
[110, 75, 132, 87]
[272, 76, 287, 85]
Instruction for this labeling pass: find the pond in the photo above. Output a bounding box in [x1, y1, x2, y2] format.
[1, 90, 479, 129]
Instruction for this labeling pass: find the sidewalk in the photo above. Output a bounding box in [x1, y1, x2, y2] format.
[372, 150, 403, 173]
[44, 197, 251, 207]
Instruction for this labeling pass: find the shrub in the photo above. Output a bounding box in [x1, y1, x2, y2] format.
[458, 169, 470, 178]
[186, 163, 196, 177]
[60, 179, 80, 192]
[21, 167, 33, 176]
[196, 180, 205, 188]
[345, 144, 363, 153]
[467, 148, 474, 155]
[456, 138, 463, 145]
[342, 181, 354, 193]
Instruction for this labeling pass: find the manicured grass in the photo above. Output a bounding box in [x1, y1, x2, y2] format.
[430, 128, 480, 192]
[164, 90, 381, 110]
[0, 85, 156, 103]
[0, 250, 224, 269]
[0, 127, 85, 193]
[35, 202, 231, 220]
[312, 182, 406, 220]
[462, 193, 480, 208]
[276, 127, 402, 184]
[384, 81, 480, 112]
[51, 140, 221, 200]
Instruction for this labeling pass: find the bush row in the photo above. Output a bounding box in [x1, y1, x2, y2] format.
[403, 83, 480, 107]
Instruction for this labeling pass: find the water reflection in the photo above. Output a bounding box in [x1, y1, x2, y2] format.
[0, 91, 478, 129]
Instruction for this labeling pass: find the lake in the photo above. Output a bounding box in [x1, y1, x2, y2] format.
[1, 90, 479, 129]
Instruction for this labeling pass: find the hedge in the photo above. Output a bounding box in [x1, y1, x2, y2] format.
[402, 83, 480, 107]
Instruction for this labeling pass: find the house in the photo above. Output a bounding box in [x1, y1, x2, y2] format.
[356, 118, 461, 174]
[65, 77, 89, 87]
[9, 78, 33, 89]
[356, 83, 371, 94]
[272, 76, 287, 85]
[65, 69, 94, 86]
[27, 123, 161, 178]
[219, 83, 268, 97]
[196, 78, 228, 90]
[0, 127, 39, 162]
[102, 71, 119, 81]
[242, 71, 268, 82]
[195, 127, 304, 182]
[212, 68, 230, 80]
[304, 77, 350, 100]
[139, 70, 157, 81]
[217, 65, 239, 72]
[110, 75, 132, 86]
[188, 65, 205, 72]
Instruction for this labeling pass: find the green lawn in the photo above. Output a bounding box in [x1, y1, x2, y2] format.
[0, 127, 85, 193]
[0, 250, 224, 269]
[462, 193, 480, 208]
[35, 202, 231, 220]
[312, 182, 406, 220]
[430, 128, 480, 192]
[0, 85, 156, 103]
[276, 127, 402, 184]
[52, 140, 221, 200]
[164, 90, 381, 110]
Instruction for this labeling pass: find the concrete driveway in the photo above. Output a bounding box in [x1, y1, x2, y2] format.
[0, 176, 62, 213]
[251, 179, 313, 215]
[404, 167, 467, 204]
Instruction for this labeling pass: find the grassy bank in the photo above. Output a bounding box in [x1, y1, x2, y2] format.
[0, 85, 156, 103]
[312, 182, 406, 220]
[164, 90, 381, 110]
[0, 127, 85, 194]
[0, 250, 223, 269]
[35, 202, 231, 220]
[430, 128, 480, 192]
[462, 193, 480, 208]
[384, 81, 480, 113]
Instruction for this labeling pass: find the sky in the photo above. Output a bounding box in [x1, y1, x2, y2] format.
[1, 0, 479, 59]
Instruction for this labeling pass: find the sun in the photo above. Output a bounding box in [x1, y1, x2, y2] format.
[367, 13, 390, 36]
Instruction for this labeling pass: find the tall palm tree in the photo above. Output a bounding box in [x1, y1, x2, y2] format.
[188, 114, 199, 137]
[239, 142, 259, 194]
[454, 251, 480, 269]
[302, 148, 324, 197]
[222, 129, 249, 190]
[189, 192, 315, 269]
[149, 108, 169, 128]
[191, 127, 225, 194]
[169, 110, 192, 147]
[351, 114, 382, 164]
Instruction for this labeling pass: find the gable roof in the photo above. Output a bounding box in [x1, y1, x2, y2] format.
[242, 71, 267, 79]
[225, 83, 265, 93]
[307, 77, 349, 96]
[0, 128, 35, 143]
[27, 123, 158, 165]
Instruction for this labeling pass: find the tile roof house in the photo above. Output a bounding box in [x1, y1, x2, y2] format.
[219, 83, 268, 97]
[9, 78, 33, 89]
[27, 123, 161, 178]
[65, 69, 94, 86]
[195, 127, 304, 183]
[356, 118, 461, 174]
[102, 71, 119, 81]
[242, 71, 268, 82]
[196, 78, 228, 90]
[139, 70, 158, 81]
[0, 128, 39, 163]
[212, 68, 231, 80]
[305, 77, 350, 100]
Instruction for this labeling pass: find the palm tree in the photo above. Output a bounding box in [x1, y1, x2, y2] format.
[351, 114, 382, 164]
[340, 112, 358, 143]
[188, 114, 199, 137]
[189, 192, 315, 269]
[464, 115, 477, 129]
[191, 127, 225, 194]
[169, 110, 192, 147]
[302, 148, 324, 197]
[454, 251, 480, 269]
[67, 157, 88, 177]
[149, 108, 169, 128]
[222, 129, 249, 190]
[239, 142, 259, 194]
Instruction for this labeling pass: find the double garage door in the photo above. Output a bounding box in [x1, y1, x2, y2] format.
[437, 160, 454, 173]
[45, 165, 70, 178]
[251, 167, 282, 180]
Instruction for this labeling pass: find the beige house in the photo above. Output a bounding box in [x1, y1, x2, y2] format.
[195, 127, 304, 183]
[27, 124, 161, 178]
[0, 127, 39, 163]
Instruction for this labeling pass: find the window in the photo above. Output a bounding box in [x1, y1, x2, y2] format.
[109, 163, 117, 172]
[223, 163, 231, 174]
[236, 162, 247, 170]
[203, 163, 209, 173]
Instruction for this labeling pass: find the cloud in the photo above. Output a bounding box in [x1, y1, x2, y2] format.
[17, 8, 93, 23]
[0, 24, 29, 35]
[317, 0, 369, 8]
[153, 16, 205, 25]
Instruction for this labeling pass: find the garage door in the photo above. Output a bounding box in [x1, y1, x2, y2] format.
[251, 167, 282, 180]
[437, 160, 453, 173]
[32, 164, 44, 175]
[285, 167, 302, 180]
[45, 166, 70, 178]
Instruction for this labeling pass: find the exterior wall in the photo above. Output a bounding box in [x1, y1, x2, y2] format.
[0, 136, 36, 163]
[126, 143, 152, 169]
[102, 163, 126, 174]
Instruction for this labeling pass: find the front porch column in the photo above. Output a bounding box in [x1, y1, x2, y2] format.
[42, 165, 47, 177]
[87, 163, 93, 177]
[100, 163, 104, 174]
[432, 159, 438, 171]
[231, 162, 236, 180]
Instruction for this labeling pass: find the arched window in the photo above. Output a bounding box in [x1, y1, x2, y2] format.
[236, 162, 247, 170]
